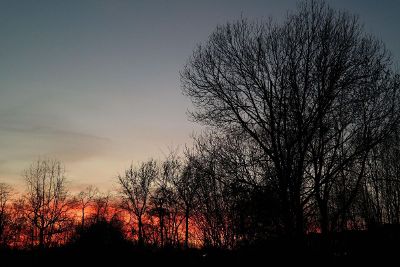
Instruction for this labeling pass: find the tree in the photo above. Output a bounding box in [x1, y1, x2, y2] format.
[168, 151, 200, 249]
[72, 217, 127, 249]
[76, 185, 99, 228]
[192, 131, 281, 243]
[118, 160, 157, 246]
[181, 0, 400, 238]
[23, 159, 73, 248]
[359, 127, 400, 227]
[90, 192, 114, 224]
[150, 156, 181, 247]
[0, 183, 12, 247]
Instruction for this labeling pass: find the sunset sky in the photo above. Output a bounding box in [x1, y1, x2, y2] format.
[0, 0, 399, 192]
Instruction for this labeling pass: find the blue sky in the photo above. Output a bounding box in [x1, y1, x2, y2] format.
[0, 0, 399, 192]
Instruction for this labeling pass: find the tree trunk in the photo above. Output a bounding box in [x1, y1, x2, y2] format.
[318, 199, 330, 254]
[159, 212, 164, 247]
[294, 189, 304, 240]
[319, 200, 329, 235]
[81, 207, 85, 228]
[184, 208, 190, 249]
[138, 217, 143, 246]
[39, 227, 44, 249]
[278, 175, 293, 237]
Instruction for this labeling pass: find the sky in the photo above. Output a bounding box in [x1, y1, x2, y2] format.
[0, 0, 399, 192]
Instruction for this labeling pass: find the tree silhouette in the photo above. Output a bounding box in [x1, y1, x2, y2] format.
[76, 185, 99, 228]
[150, 155, 182, 247]
[118, 160, 157, 246]
[23, 159, 73, 248]
[72, 217, 126, 249]
[0, 183, 12, 247]
[170, 151, 200, 249]
[181, 0, 400, 239]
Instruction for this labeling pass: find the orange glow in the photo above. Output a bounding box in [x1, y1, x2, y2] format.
[3, 199, 204, 248]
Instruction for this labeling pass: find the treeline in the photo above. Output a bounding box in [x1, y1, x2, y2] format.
[0, 137, 279, 250]
[1, 128, 400, 250]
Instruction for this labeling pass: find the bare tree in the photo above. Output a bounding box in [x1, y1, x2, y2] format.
[0, 183, 12, 247]
[76, 185, 99, 227]
[4, 197, 30, 248]
[181, 0, 400, 238]
[150, 156, 181, 247]
[118, 160, 157, 246]
[192, 131, 280, 244]
[359, 127, 400, 227]
[23, 159, 73, 248]
[90, 192, 115, 224]
[170, 149, 201, 249]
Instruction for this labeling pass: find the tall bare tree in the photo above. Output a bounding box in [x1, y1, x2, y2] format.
[164, 151, 200, 249]
[76, 185, 99, 228]
[181, 0, 400, 238]
[118, 160, 157, 246]
[359, 127, 400, 227]
[90, 192, 115, 223]
[0, 183, 12, 247]
[23, 159, 73, 248]
[150, 156, 181, 247]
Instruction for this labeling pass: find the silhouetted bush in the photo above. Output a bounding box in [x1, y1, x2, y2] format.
[70, 218, 128, 249]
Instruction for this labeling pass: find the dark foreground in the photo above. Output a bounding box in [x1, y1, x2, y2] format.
[2, 228, 400, 266]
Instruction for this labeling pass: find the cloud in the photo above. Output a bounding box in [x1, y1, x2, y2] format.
[0, 125, 111, 179]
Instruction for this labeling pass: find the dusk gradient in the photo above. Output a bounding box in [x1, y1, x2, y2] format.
[0, 0, 399, 191]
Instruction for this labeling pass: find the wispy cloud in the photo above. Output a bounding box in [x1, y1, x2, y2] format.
[0, 125, 111, 179]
